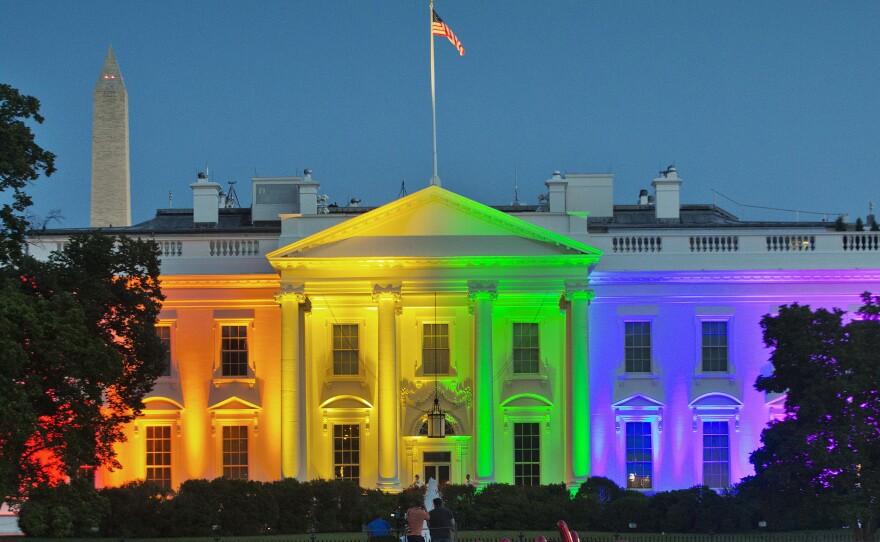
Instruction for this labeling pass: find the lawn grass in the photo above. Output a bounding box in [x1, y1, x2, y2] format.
[20, 529, 860, 542]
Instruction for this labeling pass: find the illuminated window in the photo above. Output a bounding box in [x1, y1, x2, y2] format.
[514, 422, 541, 486]
[418, 417, 455, 436]
[332, 324, 359, 375]
[333, 424, 360, 484]
[626, 421, 652, 489]
[422, 323, 450, 375]
[423, 451, 452, 485]
[513, 323, 539, 374]
[222, 425, 248, 480]
[221, 325, 248, 377]
[703, 421, 730, 489]
[701, 321, 729, 372]
[145, 426, 171, 490]
[625, 322, 651, 373]
[156, 325, 171, 377]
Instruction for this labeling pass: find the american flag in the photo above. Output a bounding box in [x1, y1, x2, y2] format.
[432, 10, 464, 56]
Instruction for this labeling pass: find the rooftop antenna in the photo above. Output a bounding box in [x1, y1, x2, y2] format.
[205, 162, 210, 181]
[168, 191, 173, 209]
[225, 181, 241, 208]
[399, 180, 408, 198]
[513, 168, 520, 206]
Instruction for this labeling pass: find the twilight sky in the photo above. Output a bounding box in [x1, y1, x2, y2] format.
[3, 1, 879, 228]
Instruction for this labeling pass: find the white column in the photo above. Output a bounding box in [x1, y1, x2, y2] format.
[469, 281, 497, 485]
[563, 281, 594, 489]
[373, 284, 401, 489]
[276, 284, 305, 479]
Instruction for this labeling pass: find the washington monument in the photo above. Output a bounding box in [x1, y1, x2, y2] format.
[90, 46, 131, 227]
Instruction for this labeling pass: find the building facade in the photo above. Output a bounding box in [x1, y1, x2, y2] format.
[29, 166, 880, 494]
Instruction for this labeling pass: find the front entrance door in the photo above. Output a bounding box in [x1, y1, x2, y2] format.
[423, 451, 451, 485]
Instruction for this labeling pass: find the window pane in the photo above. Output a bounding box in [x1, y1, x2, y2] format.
[625, 422, 652, 489]
[156, 326, 172, 377]
[423, 323, 450, 375]
[333, 324, 359, 375]
[702, 421, 730, 489]
[701, 321, 729, 372]
[513, 323, 540, 374]
[145, 426, 172, 490]
[625, 322, 651, 373]
[222, 425, 248, 480]
[333, 424, 360, 485]
[221, 325, 249, 377]
[513, 422, 540, 486]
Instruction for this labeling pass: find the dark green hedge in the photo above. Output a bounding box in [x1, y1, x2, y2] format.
[16, 475, 840, 538]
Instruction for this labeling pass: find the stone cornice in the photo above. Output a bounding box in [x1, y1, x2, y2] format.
[589, 269, 880, 285]
[159, 274, 280, 289]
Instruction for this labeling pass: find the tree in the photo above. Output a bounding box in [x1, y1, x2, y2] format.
[752, 293, 880, 541]
[0, 84, 56, 264]
[1, 233, 165, 499]
[0, 84, 165, 501]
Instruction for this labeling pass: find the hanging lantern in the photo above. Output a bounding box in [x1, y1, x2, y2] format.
[427, 396, 446, 438]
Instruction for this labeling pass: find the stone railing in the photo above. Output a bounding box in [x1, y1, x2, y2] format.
[209, 239, 260, 256]
[594, 231, 880, 268]
[842, 233, 880, 251]
[766, 235, 814, 252]
[690, 236, 738, 252]
[612, 236, 662, 253]
[158, 240, 183, 257]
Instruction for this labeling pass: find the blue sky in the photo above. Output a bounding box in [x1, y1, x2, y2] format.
[3, 1, 879, 227]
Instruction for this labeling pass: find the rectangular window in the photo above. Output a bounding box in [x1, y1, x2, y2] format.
[222, 425, 248, 480]
[701, 321, 729, 372]
[145, 426, 171, 490]
[703, 421, 730, 489]
[514, 422, 541, 486]
[332, 324, 359, 375]
[625, 322, 652, 373]
[333, 424, 360, 484]
[513, 323, 540, 374]
[422, 323, 450, 375]
[221, 325, 248, 377]
[625, 421, 652, 489]
[156, 325, 172, 377]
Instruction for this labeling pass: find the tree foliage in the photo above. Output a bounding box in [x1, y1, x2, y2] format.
[752, 293, 880, 541]
[0, 84, 165, 501]
[0, 84, 56, 264]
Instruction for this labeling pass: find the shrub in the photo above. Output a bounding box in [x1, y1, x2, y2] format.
[18, 478, 106, 537]
[99, 480, 172, 538]
[165, 479, 219, 536]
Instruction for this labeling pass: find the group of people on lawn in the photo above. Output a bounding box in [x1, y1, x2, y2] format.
[366, 474, 460, 542]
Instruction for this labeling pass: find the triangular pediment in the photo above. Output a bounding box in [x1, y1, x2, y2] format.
[612, 394, 665, 410]
[207, 381, 261, 410]
[268, 186, 601, 262]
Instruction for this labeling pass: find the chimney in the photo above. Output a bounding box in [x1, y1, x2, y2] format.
[544, 171, 567, 213]
[191, 171, 221, 225]
[298, 168, 319, 215]
[652, 165, 682, 221]
[563, 173, 614, 218]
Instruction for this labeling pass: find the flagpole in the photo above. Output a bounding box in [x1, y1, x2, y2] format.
[429, 0, 441, 187]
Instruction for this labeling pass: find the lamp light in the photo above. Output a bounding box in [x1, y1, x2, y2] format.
[427, 292, 446, 438]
